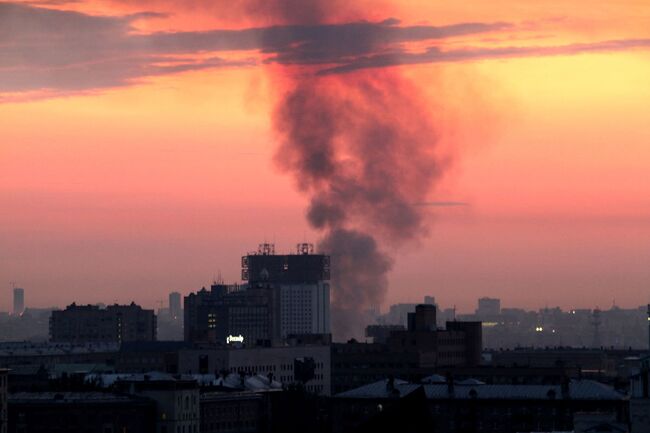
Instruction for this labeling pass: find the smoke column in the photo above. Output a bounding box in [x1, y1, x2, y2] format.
[256, 2, 444, 339]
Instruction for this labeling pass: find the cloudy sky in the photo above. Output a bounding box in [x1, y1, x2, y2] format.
[1, 0, 650, 312]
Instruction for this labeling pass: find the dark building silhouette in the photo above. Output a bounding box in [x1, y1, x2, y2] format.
[445, 321, 483, 366]
[50, 303, 156, 343]
[169, 292, 182, 320]
[242, 242, 330, 284]
[332, 377, 628, 433]
[200, 391, 270, 433]
[333, 306, 483, 394]
[115, 373, 200, 433]
[7, 392, 156, 433]
[12, 289, 24, 317]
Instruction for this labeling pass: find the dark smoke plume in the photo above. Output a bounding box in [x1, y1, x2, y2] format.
[258, 2, 444, 339]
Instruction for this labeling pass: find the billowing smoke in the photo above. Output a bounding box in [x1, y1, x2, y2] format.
[258, 2, 444, 339]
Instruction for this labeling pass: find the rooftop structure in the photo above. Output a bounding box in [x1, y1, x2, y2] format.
[336, 378, 626, 401]
[242, 243, 330, 284]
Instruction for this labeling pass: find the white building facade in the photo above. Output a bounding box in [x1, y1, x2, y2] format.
[279, 282, 330, 338]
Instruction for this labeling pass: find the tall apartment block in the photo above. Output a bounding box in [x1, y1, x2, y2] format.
[184, 243, 330, 346]
[169, 291, 182, 319]
[244, 243, 330, 339]
[50, 303, 156, 343]
[12, 288, 24, 316]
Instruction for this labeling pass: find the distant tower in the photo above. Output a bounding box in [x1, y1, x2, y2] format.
[592, 308, 602, 348]
[169, 292, 182, 319]
[13, 287, 24, 316]
[647, 304, 650, 352]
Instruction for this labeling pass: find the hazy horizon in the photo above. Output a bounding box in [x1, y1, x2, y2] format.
[2, 0, 650, 317]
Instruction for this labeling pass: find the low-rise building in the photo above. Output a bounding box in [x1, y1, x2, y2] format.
[332, 377, 628, 433]
[178, 343, 331, 395]
[200, 391, 272, 433]
[333, 305, 482, 394]
[116, 341, 192, 373]
[8, 392, 156, 433]
[0, 342, 120, 374]
[116, 373, 200, 433]
[0, 369, 7, 433]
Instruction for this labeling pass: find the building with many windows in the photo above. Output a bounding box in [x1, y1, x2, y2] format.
[50, 303, 156, 343]
[279, 282, 329, 338]
[184, 283, 278, 346]
[177, 343, 331, 395]
[184, 243, 330, 346]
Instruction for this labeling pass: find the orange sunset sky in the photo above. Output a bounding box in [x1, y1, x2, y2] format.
[1, 0, 649, 313]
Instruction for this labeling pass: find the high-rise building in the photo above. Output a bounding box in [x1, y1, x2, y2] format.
[50, 303, 156, 343]
[12, 288, 24, 316]
[169, 292, 182, 319]
[477, 297, 501, 317]
[279, 283, 329, 339]
[184, 243, 330, 346]
[243, 242, 330, 339]
[184, 283, 279, 346]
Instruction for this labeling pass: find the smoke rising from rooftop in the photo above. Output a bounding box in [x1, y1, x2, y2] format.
[255, 1, 445, 339]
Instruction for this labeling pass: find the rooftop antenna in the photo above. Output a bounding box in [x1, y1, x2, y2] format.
[297, 243, 314, 255]
[258, 242, 275, 255]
